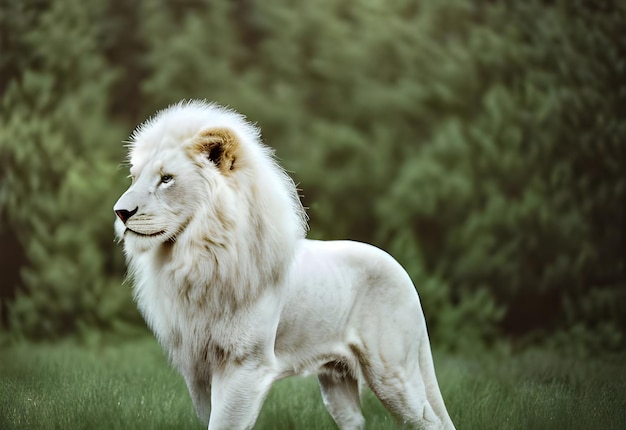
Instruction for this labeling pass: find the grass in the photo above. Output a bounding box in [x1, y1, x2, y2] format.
[1, 337, 625, 429]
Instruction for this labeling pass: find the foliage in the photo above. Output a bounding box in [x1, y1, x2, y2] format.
[0, 0, 138, 337]
[1, 0, 624, 349]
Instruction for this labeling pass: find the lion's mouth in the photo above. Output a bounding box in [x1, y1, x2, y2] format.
[125, 228, 167, 238]
[122, 217, 191, 243]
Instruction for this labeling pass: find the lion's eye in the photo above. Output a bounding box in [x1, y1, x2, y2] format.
[161, 174, 173, 184]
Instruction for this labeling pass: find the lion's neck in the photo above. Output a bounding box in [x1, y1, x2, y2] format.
[129, 216, 294, 312]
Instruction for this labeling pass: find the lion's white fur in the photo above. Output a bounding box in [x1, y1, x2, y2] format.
[114, 101, 454, 430]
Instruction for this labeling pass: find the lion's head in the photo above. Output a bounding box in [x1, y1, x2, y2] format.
[114, 101, 307, 305]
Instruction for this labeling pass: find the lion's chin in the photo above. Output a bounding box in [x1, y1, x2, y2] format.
[120, 227, 173, 253]
[122, 218, 192, 253]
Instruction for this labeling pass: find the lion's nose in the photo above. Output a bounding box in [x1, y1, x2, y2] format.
[115, 207, 138, 224]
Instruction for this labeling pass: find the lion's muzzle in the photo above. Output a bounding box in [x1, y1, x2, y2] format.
[114, 189, 141, 224]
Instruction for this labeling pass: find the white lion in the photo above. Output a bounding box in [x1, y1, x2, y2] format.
[114, 100, 455, 430]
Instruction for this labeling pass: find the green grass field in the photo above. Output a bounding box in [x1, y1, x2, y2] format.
[1, 337, 624, 429]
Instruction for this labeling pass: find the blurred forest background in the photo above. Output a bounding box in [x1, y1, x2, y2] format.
[1, 0, 624, 354]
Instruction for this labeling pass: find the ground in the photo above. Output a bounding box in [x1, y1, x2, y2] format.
[1, 336, 624, 429]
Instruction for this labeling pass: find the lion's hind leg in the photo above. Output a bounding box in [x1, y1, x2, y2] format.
[352, 344, 445, 430]
[318, 363, 365, 430]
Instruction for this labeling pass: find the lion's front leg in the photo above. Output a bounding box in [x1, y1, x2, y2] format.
[208, 363, 275, 430]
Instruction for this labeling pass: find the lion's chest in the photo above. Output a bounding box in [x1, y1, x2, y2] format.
[132, 263, 206, 345]
[133, 262, 270, 363]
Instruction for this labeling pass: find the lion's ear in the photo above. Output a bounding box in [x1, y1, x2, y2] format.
[191, 128, 238, 173]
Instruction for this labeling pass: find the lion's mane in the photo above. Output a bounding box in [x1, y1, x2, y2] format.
[118, 100, 307, 354]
